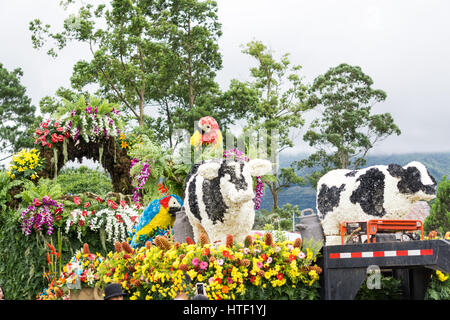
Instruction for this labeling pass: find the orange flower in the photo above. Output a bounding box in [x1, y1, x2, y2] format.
[121, 140, 128, 149]
[221, 285, 229, 294]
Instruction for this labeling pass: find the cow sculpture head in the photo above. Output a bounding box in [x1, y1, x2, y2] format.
[197, 158, 272, 204]
[387, 161, 437, 201]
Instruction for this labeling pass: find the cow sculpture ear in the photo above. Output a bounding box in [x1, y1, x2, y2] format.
[248, 159, 273, 177]
[197, 161, 221, 180]
[387, 163, 404, 177]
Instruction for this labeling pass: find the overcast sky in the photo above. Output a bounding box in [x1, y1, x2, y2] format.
[1, 0, 449, 165]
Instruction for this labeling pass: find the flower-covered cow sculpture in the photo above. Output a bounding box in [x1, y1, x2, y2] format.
[316, 161, 437, 245]
[184, 158, 272, 245]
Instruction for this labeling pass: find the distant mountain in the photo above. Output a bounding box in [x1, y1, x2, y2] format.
[258, 152, 450, 212]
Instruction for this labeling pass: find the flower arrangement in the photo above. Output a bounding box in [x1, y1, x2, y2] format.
[20, 196, 64, 236]
[60, 244, 104, 289]
[56, 95, 123, 144]
[223, 148, 264, 210]
[6, 148, 44, 180]
[96, 233, 322, 300]
[63, 195, 141, 243]
[34, 119, 70, 149]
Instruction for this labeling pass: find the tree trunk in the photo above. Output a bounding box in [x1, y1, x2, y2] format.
[187, 17, 194, 110]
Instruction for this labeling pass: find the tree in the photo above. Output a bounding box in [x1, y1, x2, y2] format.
[0, 63, 37, 158]
[235, 41, 309, 210]
[29, 0, 223, 137]
[293, 63, 401, 187]
[424, 176, 450, 235]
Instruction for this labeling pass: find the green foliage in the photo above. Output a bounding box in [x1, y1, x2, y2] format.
[0, 209, 109, 300]
[128, 135, 190, 202]
[56, 166, 113, 196]
[0, 171, 23, 213]
[17, 178, 64, 206]
[425, 271, 450, 300]
[355, 274, 403, 300]
[294, 63, 401, 188]
[0, 63, 37, 155]
[424, 176, 450, 235]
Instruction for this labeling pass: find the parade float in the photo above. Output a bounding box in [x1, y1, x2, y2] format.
[0, 105, 449, 300]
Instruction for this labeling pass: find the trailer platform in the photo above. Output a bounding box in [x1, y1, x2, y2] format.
[322, 239, 450, 300]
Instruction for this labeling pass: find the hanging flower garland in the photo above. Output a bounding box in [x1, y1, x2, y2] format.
[223, 148, 264, 210]
[56, 96, 123, 144]
[20, 196, 64, 236]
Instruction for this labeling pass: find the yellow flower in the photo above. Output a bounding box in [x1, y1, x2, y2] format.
[436, 270, 449, 282]
[121, 140, 128, 149]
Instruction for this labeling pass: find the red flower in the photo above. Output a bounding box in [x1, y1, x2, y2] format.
[47, 243, 56, 254]
[44, 129, 49, 136]
[222, 250, 230, 258]
[79, 220, 85, 227]
[41, 122, 48, 129]
[96, 196, 103, 203]
[111, 202, 118, 210]
[51, 133, 59, 143]
[54, 122, 59, 128]
[33, 198, 41, 207]
[116, 214, 122, 223]
[250, 276, 256, 283]
[55, 215, 62, 221]
[57, 134, 64, 142]
[35, 129, 43, 135]
[202, 248, 210, 256]
[82, 211, 88, 217]
[120, 200, 127, 208]
[215, 277, 222, 284]
[277, 273, 284, 281]
[136, 203, 142, 209]
[261, 254, 268, 261]
[56, 127, 64, 132]
[46, 253, 51, 265]
[130, 216, 137, 223]
[47, 143, 53, 149]
[289, 254, 296, 262]
[73, 196, 81, 205]
[64, 131, 70, 138]
[91, 210, 96, 215]
[84, 202, 90, 208]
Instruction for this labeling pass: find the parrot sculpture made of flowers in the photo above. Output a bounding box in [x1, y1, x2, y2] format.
[129, 194, 183, 248]
[190, 116, 223, 149]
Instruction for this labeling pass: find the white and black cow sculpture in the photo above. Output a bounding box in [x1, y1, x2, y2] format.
[184, 158, 272, 245]
[316, 161, 437, 245]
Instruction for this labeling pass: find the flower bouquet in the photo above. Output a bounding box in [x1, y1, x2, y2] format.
[20, 196, 64, 236]
[34, 119, 70, 149]
[7, 148, 44, 181]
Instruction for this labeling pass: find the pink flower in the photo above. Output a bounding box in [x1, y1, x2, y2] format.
[217, 259, 224, 266]
[199, 261, 209, 270]
[267, 257, 273, 264]
[298, 251, 306, 259]
[256, 261, 263, 269]
[227, 277, 233, 284]
[192, 257, 199, 267]
[243, 248, 250, 254]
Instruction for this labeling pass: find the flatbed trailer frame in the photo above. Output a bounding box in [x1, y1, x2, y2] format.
[322, 239, 450, 300]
